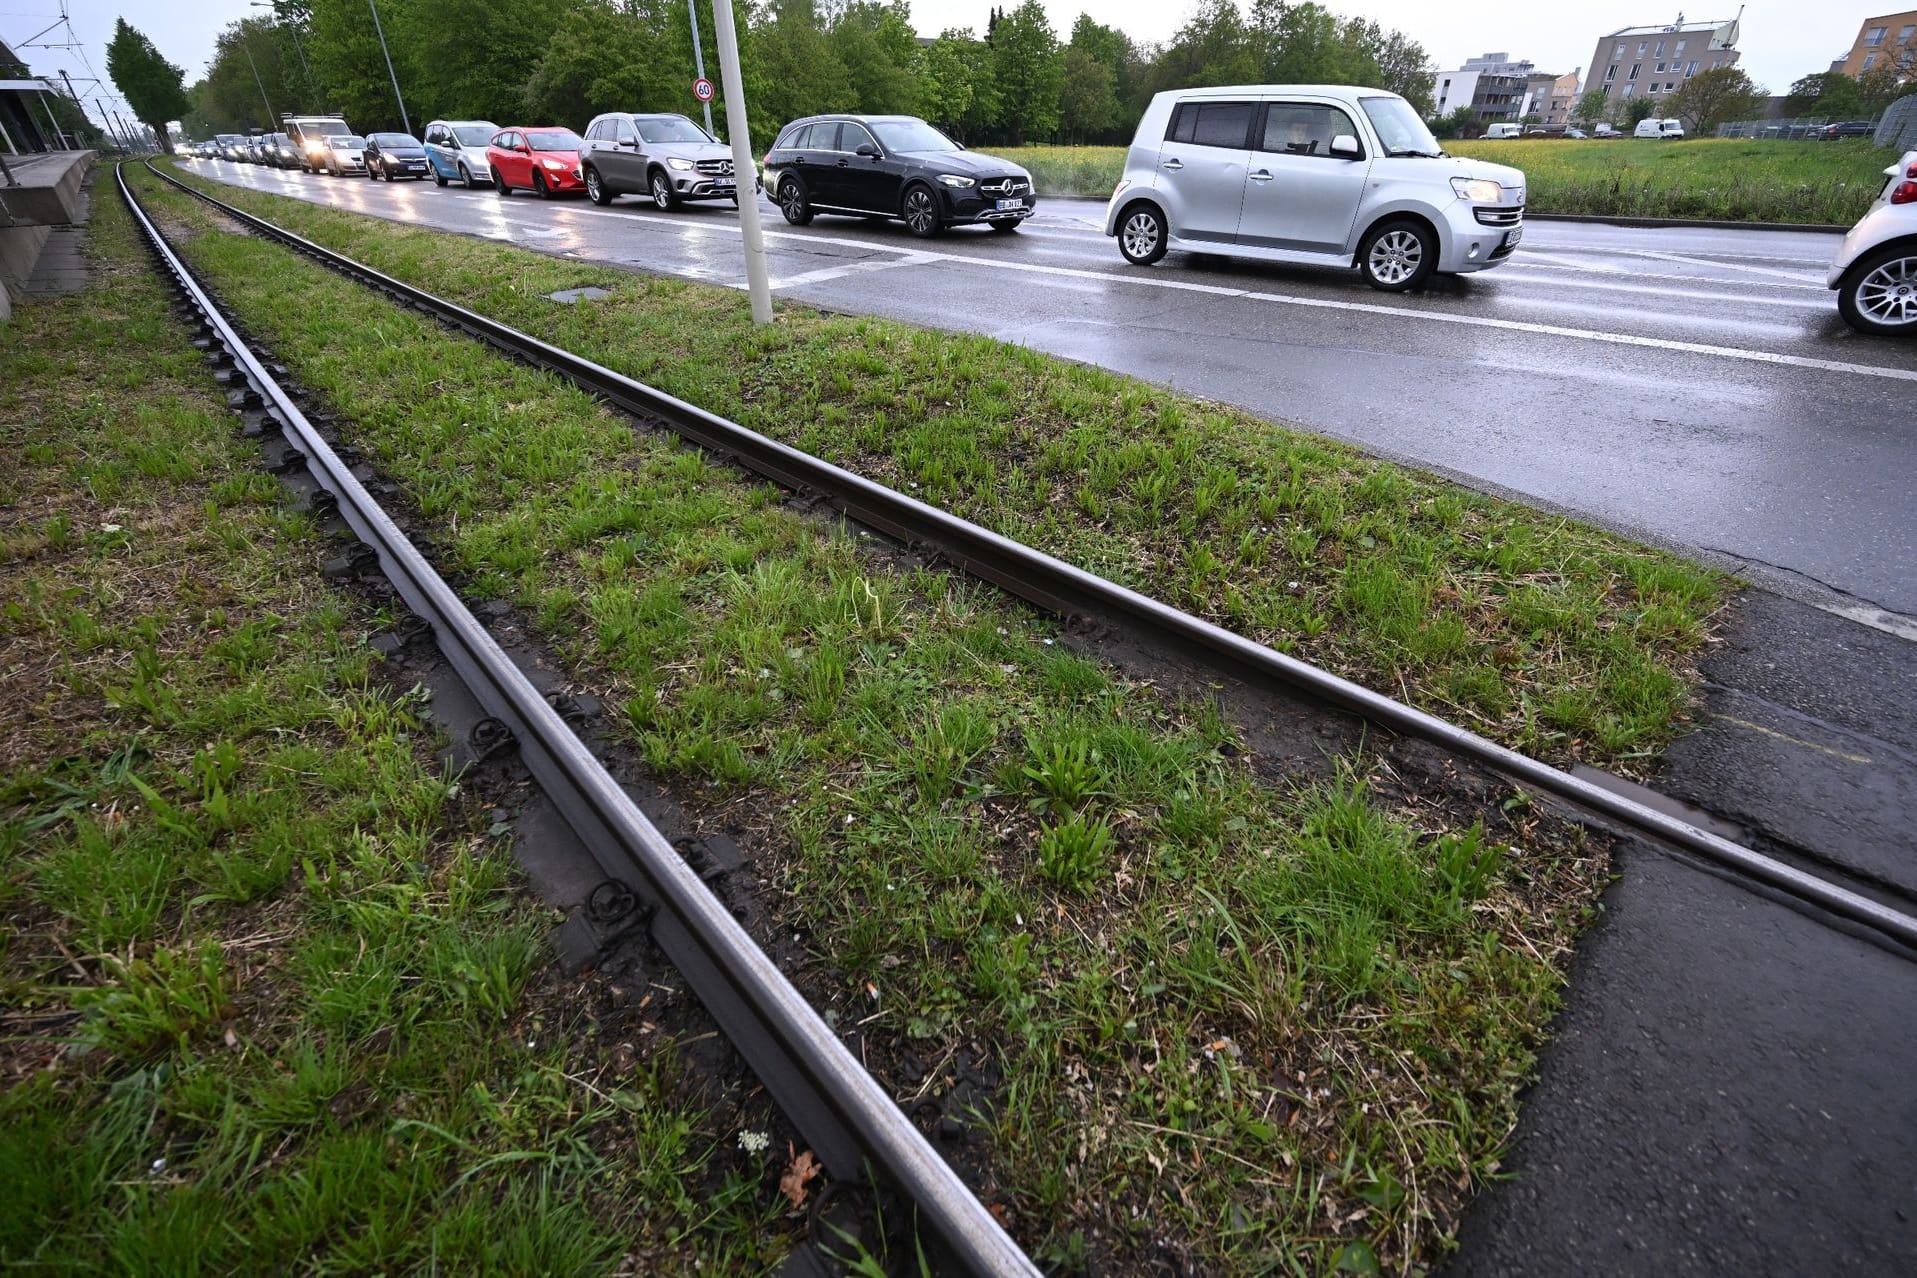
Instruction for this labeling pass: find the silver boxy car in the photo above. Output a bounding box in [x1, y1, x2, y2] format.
[579, 112, 737, 209]
[1105, 85, 1527, 291]
[422, 119, 498, 188]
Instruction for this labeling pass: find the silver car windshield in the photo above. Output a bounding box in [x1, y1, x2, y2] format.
[453, 126, 493, 147]
[1359, 96, 1444, 157]
[869, 119, 960, 153]
[329, 136, 367, 149]
[637, 116, 712, 144]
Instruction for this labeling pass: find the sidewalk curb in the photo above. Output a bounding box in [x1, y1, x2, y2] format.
[1522, 211, 1847, 233]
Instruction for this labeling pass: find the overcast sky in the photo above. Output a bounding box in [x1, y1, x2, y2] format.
[2, 0, 1877, 132]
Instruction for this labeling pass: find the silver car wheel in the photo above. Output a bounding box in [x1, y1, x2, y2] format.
[1367, 229, 1423, 286]
[1122, 211, 1160, 259]
[1854, 255, 1917, 329]
[652, 172, 672, 209]
[586, 169, 602, 202]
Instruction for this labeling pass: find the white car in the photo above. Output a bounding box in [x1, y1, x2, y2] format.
[1634, 117, 1685, 139]
[1104, 84, 1526, 291]
[320, 135, 368, 176]
[1827, 149, 1917, 336]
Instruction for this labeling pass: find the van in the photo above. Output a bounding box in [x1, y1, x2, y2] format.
[1484, 123, 1524, 140]
[283, 114, 355, 172]
[1104, 84, 1527, 291]
[1634, 117, 1685, 139]
[1593, 123, 1621, 138]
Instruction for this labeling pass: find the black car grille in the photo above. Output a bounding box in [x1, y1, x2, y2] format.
[695, 158, 734, 177]
[1473, 205, 1523, 228]
[978, 177, 1030, 196]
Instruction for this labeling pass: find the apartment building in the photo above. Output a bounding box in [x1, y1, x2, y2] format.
[1531, 69, 1583, 125]
[1432, 53, 1537, 122]
[1839, 11, 1917, 76]
[1584, 15, 1743, 106]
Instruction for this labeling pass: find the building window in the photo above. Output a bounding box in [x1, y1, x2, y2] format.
[1655, 39, 1665, 56]
[1638, 41, 1648, 54]
[1628, 64, 1640, 80]
[1655, 62, 1666, 72]
[1604, 64, 1617, 81]
[1863, 52, 1877, 70]
[1688, 61, 1699, 75]
[1674, 40, 1686, 55]
[1622, 84, 1634, 98]
[1863, 25, 1887, 46]
[1665, 82, 1676, 92]
[1615, 42, 1625, 58]
[1901, 25, 1915, 43]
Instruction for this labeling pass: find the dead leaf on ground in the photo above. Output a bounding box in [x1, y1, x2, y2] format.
[779, 1146, 821, 1209]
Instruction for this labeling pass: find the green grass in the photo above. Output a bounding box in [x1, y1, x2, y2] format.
[125, 164, 1617, 1274]
[0, 182, 790, 1274]
[1450, 137, 1898, 223]
[159, 163, 1731, 771]
[984, 138, 1899, 223]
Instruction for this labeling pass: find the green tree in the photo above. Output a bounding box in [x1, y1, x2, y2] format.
[308, 0, 414, 130]
[829, 1, 922, 115]
[1066, 14, 1141, 138]
[1429, 105, 1476, 139]
[1855, 63, 1911, 116]
[1058, 45, 1118, 142]
[526, 0, 673, 127]
[1573, 87, 1611, 124]
[750, 0, 855, 138]
[920, 29, 982, 135]
[1664, 66, 1765, 134]
[1622, 95, 1658, 126]
[991, 0, 1062, 144]
[392, 0, 568, 127]
[1783, 71, 1863, 118]
[1154, 0, 1259, 92]
[106, 18, 191, 153]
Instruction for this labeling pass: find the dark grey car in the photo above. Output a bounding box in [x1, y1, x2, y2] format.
[579, 112, 737, 209]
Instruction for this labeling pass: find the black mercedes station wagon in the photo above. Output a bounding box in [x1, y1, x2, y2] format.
[762, 114, 1036, 237]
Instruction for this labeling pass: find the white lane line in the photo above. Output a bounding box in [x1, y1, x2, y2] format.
[1619, 249, 1827, 285]
[1488, 266, 1831, 309]
[770, 252, 938, 290]
[201, 169, 1917, 385]
[1506, 255, 1832, 292]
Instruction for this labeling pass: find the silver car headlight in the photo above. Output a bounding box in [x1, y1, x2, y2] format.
[938, 173, 976, 188]
[1451, 177, 1502, 204]
[667, 156, 695, 171]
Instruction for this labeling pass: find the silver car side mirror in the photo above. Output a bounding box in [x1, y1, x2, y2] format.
[1330, 134, 1361, 158]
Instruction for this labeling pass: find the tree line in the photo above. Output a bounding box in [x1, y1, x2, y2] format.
[175, 0, 1432, 149]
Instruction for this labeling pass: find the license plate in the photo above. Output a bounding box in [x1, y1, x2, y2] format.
[1504, 226, 1523, 248]
[996, 198, 1025, 210]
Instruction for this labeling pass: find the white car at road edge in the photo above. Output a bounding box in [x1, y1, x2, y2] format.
[1827, 149, 1917, 336]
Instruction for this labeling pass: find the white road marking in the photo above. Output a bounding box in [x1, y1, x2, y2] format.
[200, 166, 1917, 384]
[1488, 266, 1830, 309]
[770, 251, 938, 290]
[1620, 249, 1828, 285]
[1815, 602, 1917, 645]
[1505, 255, 1833, 292]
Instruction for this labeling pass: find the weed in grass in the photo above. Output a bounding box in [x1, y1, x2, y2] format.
[1035, 813, 1115, 891]
[73, 941, 232, 1058]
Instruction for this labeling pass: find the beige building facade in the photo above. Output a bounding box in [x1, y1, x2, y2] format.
[1584, 16, 1742, 109]
[1839, 11, 1917, 76]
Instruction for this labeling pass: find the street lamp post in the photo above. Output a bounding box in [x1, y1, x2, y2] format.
[241, 39, 276, 126]
[709, 0, 770, 324]
[686, 0, 713, 136]
[366, 0, 411, 135]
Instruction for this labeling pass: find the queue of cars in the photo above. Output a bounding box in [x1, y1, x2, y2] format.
[176, 89, 1915, 333]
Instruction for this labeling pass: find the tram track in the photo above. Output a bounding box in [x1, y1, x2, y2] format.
[114, 159, 1039, 1278]
[134, 158, 1917, 958]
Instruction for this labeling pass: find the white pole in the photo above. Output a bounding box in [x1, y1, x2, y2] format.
[686, 0, 713, 137]
[709, 0, 771, 325]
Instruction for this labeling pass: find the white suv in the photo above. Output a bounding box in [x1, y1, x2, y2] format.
[1104, 85, 1527, 291]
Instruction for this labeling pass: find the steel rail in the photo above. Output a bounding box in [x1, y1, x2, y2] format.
[141, 163, 1917, 953]
[116, 161, 1039, 1278]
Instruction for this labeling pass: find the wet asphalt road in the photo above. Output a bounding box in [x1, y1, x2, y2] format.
[190, 157, 1917, 625]
[176, 158, 1917, 1274]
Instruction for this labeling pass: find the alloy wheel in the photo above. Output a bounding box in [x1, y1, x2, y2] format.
[1854, 254, 1917, 329]
[652, 173, 672, 209]
[904, 188, 937, 236]
[1122, 211, 1160, 260]
[1367, 229, 1423, 287]
[586, 169, 603, 204]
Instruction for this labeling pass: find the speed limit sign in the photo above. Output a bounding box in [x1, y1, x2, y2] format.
[692, 77, 715, 103]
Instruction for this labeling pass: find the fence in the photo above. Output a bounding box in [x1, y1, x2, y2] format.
[1878, 95, 1917, 150]
[1715, 115, 1863, 139]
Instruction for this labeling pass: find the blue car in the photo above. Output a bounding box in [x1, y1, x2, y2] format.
[422, 119, 499, 188]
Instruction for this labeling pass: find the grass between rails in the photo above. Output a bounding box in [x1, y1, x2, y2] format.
[132, 166, 1612, 1274]
[983, 139, 1897, 223]
[0, 185, 790, 1272]
[161, 163, 1731, 772]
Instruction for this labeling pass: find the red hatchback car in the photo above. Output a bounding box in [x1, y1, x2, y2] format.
[487, 127, 587, 197]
